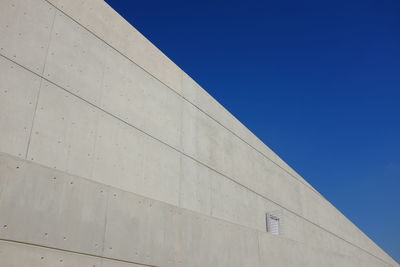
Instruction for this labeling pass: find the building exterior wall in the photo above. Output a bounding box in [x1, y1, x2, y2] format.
[0, 0, 397, 266]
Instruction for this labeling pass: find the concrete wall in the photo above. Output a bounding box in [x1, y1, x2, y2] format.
[0, 0, 397, 266]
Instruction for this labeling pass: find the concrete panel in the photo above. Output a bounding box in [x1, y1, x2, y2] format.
[282, 211, 347, 257]
[258, 232, 324, 267]
[0, 240, 102, 267]
[180, 100, 198, 156]
[274, 208, 352, 258]
[181, 74, 298, 178]
[357, 252, 393, 267]
[43, 11, 105, 105]
[101, 46, 182, 149]
[281, 211, 309, 245]
[0, 153, 108, 255]
[103, 188, 176, 267]
[249, 147, 277, 197]
[125, 37, 183, 95]
[1, 0, 397, 265]
[180, 73, 198, 105]
[0, 0, 55, 74]
[92, 112, 144, 192]
[138, 77, 182, 150]
[54, 0, 136, 55]
[182, 74, 314, 198]
[0, 240, 148, 267]
[179, 156, 212, 215]
[244, 131, 317, 198]
[327, 204, 396, 265]
[102, 175, 260, 267]
[141, 136, 181, 206]
[269, 167, 303, 215]
[265, 207, 373, 264]
[298, 185, 397, 266]
[99, 46, 146, 129]
[182, 73, 305, 216]
[194, 107, 226, 171]
[181, 76, 308, 218]
[93, 112, 180, 206]
[252, 149, 303, 214]
[27, 80, 99, 179]
[0, 57, 41, 158]
[42, 2, 318, 235]
[300, 184, 331, 228]
[211, 171, 263, 231]
[174, 210, 260, 267]
[43, 11, 183, 149]
[36, 10, 396, 267]
[299, 186, 361, 249]
[221, 130, 255, 186]
[181, 73, 230, 128]
[54, 0, 183, 93]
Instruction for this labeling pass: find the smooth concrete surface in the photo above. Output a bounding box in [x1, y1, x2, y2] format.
[0, 57, 41, 158]
[179, 156, 212, 215]
[0, 0, 398, 266]
[27, 80, 99, 178]
[0, 152, 108, 255]
[0, 153, 396, 267]
[0, 240, 147, 267]
[52, 0, 183, 93]
[43, 11, 106, 106]
[0, 0, 55, 75]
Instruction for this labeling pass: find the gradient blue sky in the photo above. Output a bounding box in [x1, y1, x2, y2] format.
[105, 0, 400, 262]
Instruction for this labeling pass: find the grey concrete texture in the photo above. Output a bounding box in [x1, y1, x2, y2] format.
[0, 240, 146, 267]
[0, 58, 41, 158]
[0, 0, 56, 75]
[0, 0, 398, 266]
[0, 154, 260, 266]
[1, 153, 395, 267]
[53, 0, 183, 93]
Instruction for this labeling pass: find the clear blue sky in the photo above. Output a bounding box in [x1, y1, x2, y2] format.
[105, 0, 400, 262]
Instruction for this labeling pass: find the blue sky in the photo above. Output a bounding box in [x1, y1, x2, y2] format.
[105, 0, 400, 262]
